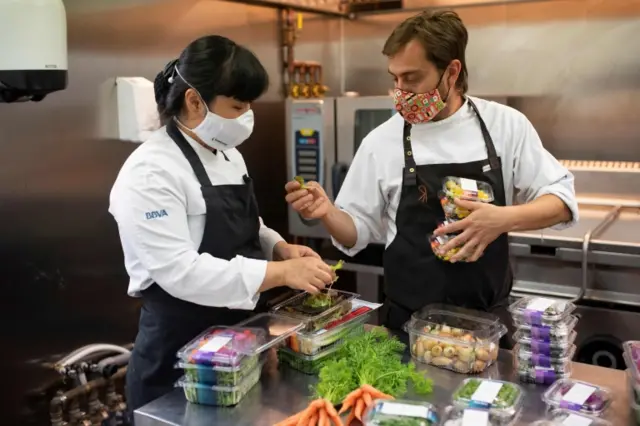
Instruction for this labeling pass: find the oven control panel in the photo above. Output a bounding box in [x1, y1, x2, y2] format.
[290, 101, 324, 186]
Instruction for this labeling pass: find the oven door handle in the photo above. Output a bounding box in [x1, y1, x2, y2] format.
[331, 162, 350, 198]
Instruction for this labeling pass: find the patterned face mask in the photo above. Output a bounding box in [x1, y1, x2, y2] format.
[393, 69, 450, 124]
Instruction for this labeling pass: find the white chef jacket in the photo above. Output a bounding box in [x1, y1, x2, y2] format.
[109, 127, 284, 310]
[333, 96, 579, 256]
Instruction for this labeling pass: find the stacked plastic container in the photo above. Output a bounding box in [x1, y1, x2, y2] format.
[623, 341, 640, 424]
[509, 296, 578, 385]
[442, 378, 525, 425]
[429, 177, 495, 262]
[271, 289, 382, 375]
[174, 313, 304, 406]
[405, 304, 506, 374]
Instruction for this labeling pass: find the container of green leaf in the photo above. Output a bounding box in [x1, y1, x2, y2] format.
[363, 399, 439, 426]
[277, 345, 338, 375]
[175, 363, 262, 406]
[451, 379, 524, 423]
[271, 289, 359, 332]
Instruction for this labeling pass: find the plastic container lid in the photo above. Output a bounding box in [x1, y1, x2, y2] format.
[514, 330, 577, 357]
[514, 315, 578, 341]
[176, 327, 265, 367]
[441, 406, 506, 426]
[542, 379, 612, 416]
[405, 304, 507, 344]
[451, 378, 524, 421]
[509, 296, 575, 326]
[363, 399, 439, 425]
[627, 369, 640, 410]
[270, 289, 359, 330]
[443, 177, 495, 203]
[177, 314, 304, 366]
[546, 408, 613, 425]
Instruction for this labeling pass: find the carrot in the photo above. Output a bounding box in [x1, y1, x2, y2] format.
[360, 384, 394, 400]
[362, 391, 373, 407]
[345, 410, 357, 426]
[354, 398, 365, 421]
[338, 388, 362, 414]
[317, 407, 328, 426]
[308, 413, 319, 426]
[297, 400, 324, 426]
[273, 412, 302, 426]
[324, 400, 343, 426]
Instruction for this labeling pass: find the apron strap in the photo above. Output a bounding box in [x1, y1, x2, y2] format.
[466, 98, 501, 171]
[402, 120, 418, 187]
[166, 120, 213, 187]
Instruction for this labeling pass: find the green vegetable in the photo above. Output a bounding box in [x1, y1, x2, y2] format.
[303, 293, 335, 308]
[312, 327, 433, 404]
[295, 176, 308, 189]
[453, 379, 519, 409]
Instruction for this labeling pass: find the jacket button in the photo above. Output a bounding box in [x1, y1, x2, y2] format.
[410, 167, 415, 173]
[407, 151, 412, 156]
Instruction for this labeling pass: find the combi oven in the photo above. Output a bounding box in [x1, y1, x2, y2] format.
[285, 96, 395, 240]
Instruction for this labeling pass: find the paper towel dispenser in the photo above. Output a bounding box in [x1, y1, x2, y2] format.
[97, 76, 160, 142]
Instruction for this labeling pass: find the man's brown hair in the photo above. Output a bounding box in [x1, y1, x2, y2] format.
[383, 10, 469, 94]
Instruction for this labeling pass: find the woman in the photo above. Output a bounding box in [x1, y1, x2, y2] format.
[109, 35, 335, 414]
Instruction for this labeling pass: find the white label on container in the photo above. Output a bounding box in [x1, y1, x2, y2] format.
[199, 335, 232, 353]
[459, 178, 478, 192]
[470, 381, 503, 404]
[526, 297, 556, 312]
[462, 409, 490, 426]
[562, 414, 592, 426]
[561, 383, 596, 406]
[379, 402, 429, 419]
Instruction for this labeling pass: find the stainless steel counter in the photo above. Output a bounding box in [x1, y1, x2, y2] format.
[134, 349, 633, 426]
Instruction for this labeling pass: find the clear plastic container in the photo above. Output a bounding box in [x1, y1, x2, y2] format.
[288, 312, 368, 355]
[363, 399, 439, 425]
[271, 289, 359, 332]
[509, 297, 575, 326]
[429, 233, 462, 262]
[442, 405, 515, 425]
[514, 315, 578, 343]
[176, 327, 264, 367]
[514, 355, 572, 385]
[546, 409, 613, 425]
[451, 379, 524, 423]
[514, 330, 577, 358]
[277, 345, 338, 375]
[175, 364, 262, 406]
[443, 177, 495, 203]
[439, 190, 472, 221]
[515, 343, 575, 369]
[404, 304, 506, 374]
[542, 379, 612, 416]
[175, 355, 261, 386]
[624, 341, 640, 382]
[627, 369, 640, 425]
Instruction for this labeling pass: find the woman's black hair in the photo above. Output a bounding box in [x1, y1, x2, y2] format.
[153, 35, 269, 124]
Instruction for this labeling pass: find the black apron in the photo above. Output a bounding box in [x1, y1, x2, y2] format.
[125, 121, 285, 417]
[381, 98, 515, 349]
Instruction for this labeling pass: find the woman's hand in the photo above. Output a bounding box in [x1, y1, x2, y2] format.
[285, 180, 333, 220]
[280, 257, 335, 294]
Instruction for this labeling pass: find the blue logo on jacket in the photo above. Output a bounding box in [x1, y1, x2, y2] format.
[145, 210, 168, 220]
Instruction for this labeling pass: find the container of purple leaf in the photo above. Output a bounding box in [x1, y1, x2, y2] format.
[509, 297, 575, 327]
[623, 341, 640, 381]
[542, 379, 611, 416]
[514, 330, 576, 358]
[514, 353, 572, 385]
[514, 315, 577, 344]
[515, 343, 574, 371]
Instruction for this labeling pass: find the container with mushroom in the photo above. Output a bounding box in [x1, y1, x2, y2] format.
[403, 304, 507, 374]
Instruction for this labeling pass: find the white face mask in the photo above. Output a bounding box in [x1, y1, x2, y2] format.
[172, 66, 254, 151]
[191, 107, 254, 151]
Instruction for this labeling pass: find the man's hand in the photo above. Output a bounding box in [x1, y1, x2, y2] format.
[272, 241, 321, 261]
[285, 180, 332, 220]
[434, 199, 512, 262]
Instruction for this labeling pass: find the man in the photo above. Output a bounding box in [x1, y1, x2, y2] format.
[284, 10, 577, 347]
